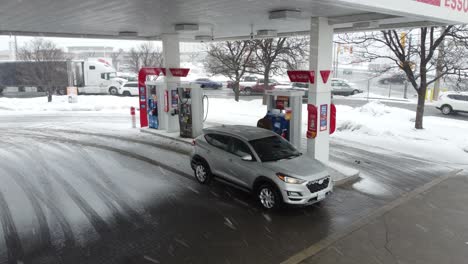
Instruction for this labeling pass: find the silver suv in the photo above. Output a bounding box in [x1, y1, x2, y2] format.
[190, 125, 333, 209]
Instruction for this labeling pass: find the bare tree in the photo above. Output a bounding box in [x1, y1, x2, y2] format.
[251, 37, 309, 88]
[129, 42, 164, 72]
[339, 26, 468, 129]
[110, 48, 124, 70]
[17, 38, 69, 102]
[129, 48, 141, 72]
[204, 40, 256, 101]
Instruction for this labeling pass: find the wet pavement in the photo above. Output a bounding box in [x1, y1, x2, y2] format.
[0, 115, 462, 264]
[299, 172, 468, 264]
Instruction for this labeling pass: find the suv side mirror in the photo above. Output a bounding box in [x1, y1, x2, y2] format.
[241, 154, 253, 161]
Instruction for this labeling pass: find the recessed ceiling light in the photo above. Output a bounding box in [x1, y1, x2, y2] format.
[174, 24, 199, 32]
[256, 29, 277, 37]
[118, 31, 138, 37]
[269, 9, 302, 20]
[195, 35, 213, 42]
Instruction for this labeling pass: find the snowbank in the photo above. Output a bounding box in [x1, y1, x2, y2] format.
[0, 95, 139, 113]
[334, 101, 468, 164]
[206, 99, 468, 164]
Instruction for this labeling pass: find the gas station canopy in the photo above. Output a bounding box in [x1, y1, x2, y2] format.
[1, 0, 468, 41]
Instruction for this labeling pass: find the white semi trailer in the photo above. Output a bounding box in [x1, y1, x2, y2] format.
[0, 59, 124, 96]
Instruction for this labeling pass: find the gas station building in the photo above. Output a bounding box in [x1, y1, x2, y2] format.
[2, 0, 468, 162]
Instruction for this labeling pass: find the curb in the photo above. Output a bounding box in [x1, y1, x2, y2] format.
[333, 171, 360, 186]
[140, 128, 193, 146]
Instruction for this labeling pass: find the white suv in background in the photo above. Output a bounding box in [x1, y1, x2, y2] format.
[435, 92, 468, 115]
[118, 81, 138, 96]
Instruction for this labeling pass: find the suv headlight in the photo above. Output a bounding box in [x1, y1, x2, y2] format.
[276, 173, 306, 184]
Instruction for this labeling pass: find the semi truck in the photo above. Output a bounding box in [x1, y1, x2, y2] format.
[0, 59, 124, 96]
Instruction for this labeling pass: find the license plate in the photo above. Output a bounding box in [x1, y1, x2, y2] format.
[317, 193, 325, 201]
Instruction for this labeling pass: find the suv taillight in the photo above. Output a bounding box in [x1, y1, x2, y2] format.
[192, 140, 196, 146]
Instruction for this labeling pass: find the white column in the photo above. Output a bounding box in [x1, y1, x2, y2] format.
[308, 17, 333, 163]
[161, 34, 181, 132]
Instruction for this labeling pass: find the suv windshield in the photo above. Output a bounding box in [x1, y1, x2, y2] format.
[249, 136, 301, 162]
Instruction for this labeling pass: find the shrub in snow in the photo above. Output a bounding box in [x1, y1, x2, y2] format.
[358, 101, 390, 116]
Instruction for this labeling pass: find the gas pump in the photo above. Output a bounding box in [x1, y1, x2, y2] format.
[138, 67, 205, 138]
[147, 87, 158, 129]
[264, 90, 305, 148]
[176, 83, 204, 138]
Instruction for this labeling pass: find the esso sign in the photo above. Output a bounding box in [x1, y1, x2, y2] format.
[169, 68, 190, 77]
[287, 70, 315, 84]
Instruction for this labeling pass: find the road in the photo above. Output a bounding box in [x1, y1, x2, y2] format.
[0, 114, 464, 264]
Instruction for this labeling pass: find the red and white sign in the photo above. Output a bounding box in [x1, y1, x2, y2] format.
[287, 70, 315, 84]
[330, 104, 336, 135]
[416, 0, 468, 13]
[320, 70, 332, 84]
[164, 90, 169, 112]
[416, 0, 441, 6]
[169, 68, 190, 77]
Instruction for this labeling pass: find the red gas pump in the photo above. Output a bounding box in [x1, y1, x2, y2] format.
[307, 104, 318, 139]
[138, 67, 165, 127]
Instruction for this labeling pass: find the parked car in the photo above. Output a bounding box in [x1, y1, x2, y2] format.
[331, 78, 363, 96]
[227, 76, 259, 89]
[194, 78, 223, 89]
[378, 74, 406, 85]
[240, 78, 278, 95]
[435, 92, 468, 115]
[190, 125, 333, 210]
[119, 81, 138, 96]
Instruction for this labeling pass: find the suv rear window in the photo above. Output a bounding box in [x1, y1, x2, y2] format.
[249, 136, 301, 162]
[228, 138, 254, 159]
[205, 134, 230, 151]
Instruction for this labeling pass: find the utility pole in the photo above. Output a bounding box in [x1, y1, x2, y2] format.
[433, 29, 445, 101]
[403, 33, 412, 99]
[333, 43, 340, 78]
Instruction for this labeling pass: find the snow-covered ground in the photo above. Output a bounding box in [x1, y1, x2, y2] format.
[1, 95, 467, 164]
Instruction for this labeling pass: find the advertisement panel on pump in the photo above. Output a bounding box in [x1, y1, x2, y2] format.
[307, 104, 318, 139]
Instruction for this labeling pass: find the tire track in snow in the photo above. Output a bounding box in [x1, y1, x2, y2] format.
[2, 131, 194, 180]
[41, 142, 144, 228]
[1, 135, 113, 239]
[0, 190, 25, 264]
[0, 139, 77, 249]
[37, 156, 113, 238]
[0, 163, 52, 248]
[46, 142, 146, 225]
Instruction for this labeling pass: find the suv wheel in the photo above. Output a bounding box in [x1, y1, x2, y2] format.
[194, 161, 212, 184]
[122, 91, 131, 96]
[352, 90, 359, 95]
[243, 88, 252, 96]
[257, 183, 282, 210]
[441, 105, 452, 115]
